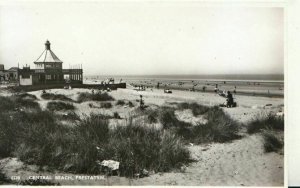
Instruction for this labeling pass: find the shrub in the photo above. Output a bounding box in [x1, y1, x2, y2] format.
[102, 120, 191, 176]
[100, 102, 112, 109]
[0, 96, 17, 112]
[159, 107, 191, 129]
[0, 98, 191, 178]
[148, 110, 158, 123]
[47, 101, 75, 111]
[77, 92, 114, 103]
[59, 112, 81, 121]
[128, 101, 134, 107]
[247, 114, 284, 134]
[41, 93, 73, 102]
[116, 100, 125, 106]
[162, 106, 240, 144]
[0, 110, 60, 160]
[15, 98, 40, 110]
[0, 171, 12, 184]
[113, 112, 121, 119]
[0, 95, 40, 112]
[262, 132, 283, 153]
[177, 102, 209, 116]
[16, 93, 37, 100]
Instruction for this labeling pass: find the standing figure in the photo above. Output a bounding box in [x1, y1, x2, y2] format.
[226, 91, 234, 108]
[140, 95, 144, 108]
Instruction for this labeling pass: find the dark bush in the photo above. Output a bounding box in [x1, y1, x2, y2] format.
[100, 102, 112, 109]
[128, 101, 134, 107]
[47, 101, 75, 111]
[159, 107, 191, 129]
[159, 106, 240, 144]
[0, 96, 17, 112]
[113, 112, 121, 119]
[0, 171, 12, 185]
[262, 132, 283, 153]
[247, 114, 284, 134]
[77, 92, 114, 103]
[102, 120, 191, 176]
[0, 96, 191, 178]
[116, 100, 125, 106]
[41, 93, 73, 102]
[15, 98, 40, 110]
[59, 112, 81, 121]
[16, 93, 37, 100]
[148, 110, 158, 123]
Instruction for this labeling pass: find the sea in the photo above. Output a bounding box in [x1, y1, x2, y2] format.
[84, 74, 284, 83]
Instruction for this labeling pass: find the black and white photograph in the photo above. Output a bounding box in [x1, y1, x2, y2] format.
[0, 0, 293, 186]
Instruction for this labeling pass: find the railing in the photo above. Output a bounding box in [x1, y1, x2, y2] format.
[62, 69, 83, 74]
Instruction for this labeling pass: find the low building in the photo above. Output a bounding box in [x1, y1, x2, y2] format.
[19, 40, 83, 86]
[0, 64, 18, 82]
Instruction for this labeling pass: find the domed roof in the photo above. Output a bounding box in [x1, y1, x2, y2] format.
[34, 40, 63, 63]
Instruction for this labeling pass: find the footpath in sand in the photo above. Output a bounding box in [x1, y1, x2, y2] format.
[0, 87, 284, 186]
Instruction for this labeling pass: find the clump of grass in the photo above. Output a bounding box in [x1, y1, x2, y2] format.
[177, 102, 209, 116]
[15, 98, 40, 110]
[247, 114, 284, 134]
[148, 110, 158, 123]
[77, 92, 114, 103]
[262, 131, 283, 153]
[100, 102, 112, 109]
[0, 110, 58, 159]
[59, 112, 81, 121]
[47, 101, 75, 111]
[0, 94, 191, 177]
[41, 93, 73, 102]
[0, 96, 17, 112]
[202, 106, 240, 142]
[159, 107, 191, 129]
[100, 119, 191, 177]
[0, 171, 12, 184]
[128, 101, 134, 107]
[116, 100, 126, 106]
[16, 93, 37, 100]
[113, 112, 121, 119]
[159, 105, 240, 144]
[0, 95, 40, 113]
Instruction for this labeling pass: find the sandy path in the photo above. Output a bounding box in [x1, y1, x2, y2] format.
[132, 134, 283, 186]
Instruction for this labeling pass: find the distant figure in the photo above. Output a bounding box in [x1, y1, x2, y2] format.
[157, 82, 160, 89]
[202, 86, 206, 92]
[226, 91, 234, 108]
[233, 85, 237, 94]
[140, 95, 144, 108]
[214, 84, 219, 93]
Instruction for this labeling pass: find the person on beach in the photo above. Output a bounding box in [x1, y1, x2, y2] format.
[140, 95, 144, 108]
[226, 91, 234, 108]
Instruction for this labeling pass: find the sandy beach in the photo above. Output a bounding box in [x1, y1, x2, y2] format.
[0, 84, 284, 186]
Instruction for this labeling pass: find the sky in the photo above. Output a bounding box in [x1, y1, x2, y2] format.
[0, 1, 284, 76]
